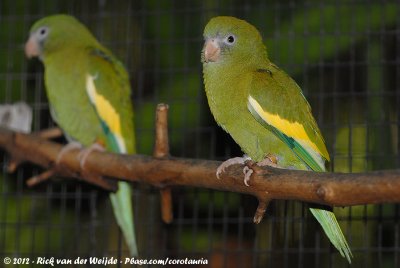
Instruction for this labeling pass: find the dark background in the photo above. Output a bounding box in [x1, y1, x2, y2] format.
[1, 1, 399, 267]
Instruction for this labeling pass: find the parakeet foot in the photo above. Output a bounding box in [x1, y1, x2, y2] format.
[78, 143, 105, 169]
[77, 143, 117, 191]
[56, 141, 82, 164]
[244, 154, 279, 186]
[256, 154, 279, 168]
[216, 155, 252, 179]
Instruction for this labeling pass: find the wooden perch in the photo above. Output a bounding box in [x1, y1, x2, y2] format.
[153, 104, 173, 224]
[0, 105, 399, 223]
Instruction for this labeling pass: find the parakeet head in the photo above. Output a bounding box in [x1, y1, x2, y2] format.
[25, 14, 98, 60]
[202, 16, 268, 67]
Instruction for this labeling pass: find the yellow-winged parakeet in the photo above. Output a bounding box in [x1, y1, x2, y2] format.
[202, 16, 352, 263]
[25, 14, 138, 256]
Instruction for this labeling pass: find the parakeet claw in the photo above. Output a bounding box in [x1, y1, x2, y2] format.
[216, 155, 252, 179]
[243, 166, 254, 186]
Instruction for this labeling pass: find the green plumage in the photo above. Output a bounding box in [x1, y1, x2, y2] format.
[202, 16, 352, 262]
[26, 15, 137, 256]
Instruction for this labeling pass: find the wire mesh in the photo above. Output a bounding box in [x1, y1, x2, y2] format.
[0, 0, 399, 267]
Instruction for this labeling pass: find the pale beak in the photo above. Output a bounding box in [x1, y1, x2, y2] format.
[203, 39, 220, 63]
[24, 35, 40, 58]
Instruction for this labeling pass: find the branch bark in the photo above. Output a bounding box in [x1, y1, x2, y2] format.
[0, 118, 399, 223]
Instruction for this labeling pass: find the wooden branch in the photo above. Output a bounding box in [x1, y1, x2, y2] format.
[0, 101, 400, 224]
[153, 103, 173, 224]
[35, 127, 63, 139]
[1, 126, 399, 205]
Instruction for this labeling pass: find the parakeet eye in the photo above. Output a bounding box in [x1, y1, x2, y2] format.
[37, 27, 49, 39]
[226, 35, 235, 44]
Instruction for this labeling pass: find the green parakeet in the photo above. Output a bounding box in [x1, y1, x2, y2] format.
[202, 16, 352, 262]
[25, 14, 138, 256]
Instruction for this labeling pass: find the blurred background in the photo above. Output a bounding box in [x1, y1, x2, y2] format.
[1, 0, 399, 267]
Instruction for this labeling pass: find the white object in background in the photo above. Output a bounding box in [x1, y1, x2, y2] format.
[0, 102, 32, 133]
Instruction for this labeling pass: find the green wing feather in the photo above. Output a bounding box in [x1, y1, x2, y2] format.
[247, 104, 324, 172]
[87, 47, 136, 153]
[86, 47, 138, 257]
[248, 65, 352, 263]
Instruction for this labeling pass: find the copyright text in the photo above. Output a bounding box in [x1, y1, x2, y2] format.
[3, 256, 208, 266]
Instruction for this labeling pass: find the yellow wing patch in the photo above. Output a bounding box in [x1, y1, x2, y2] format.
[248, 95, 327, 160]
[86, 74, 126, 152]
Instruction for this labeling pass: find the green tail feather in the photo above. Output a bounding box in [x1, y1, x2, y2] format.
[310, 208, 352, 263]
[109, 181, 138, 257]
[102, 124, 137, 256]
